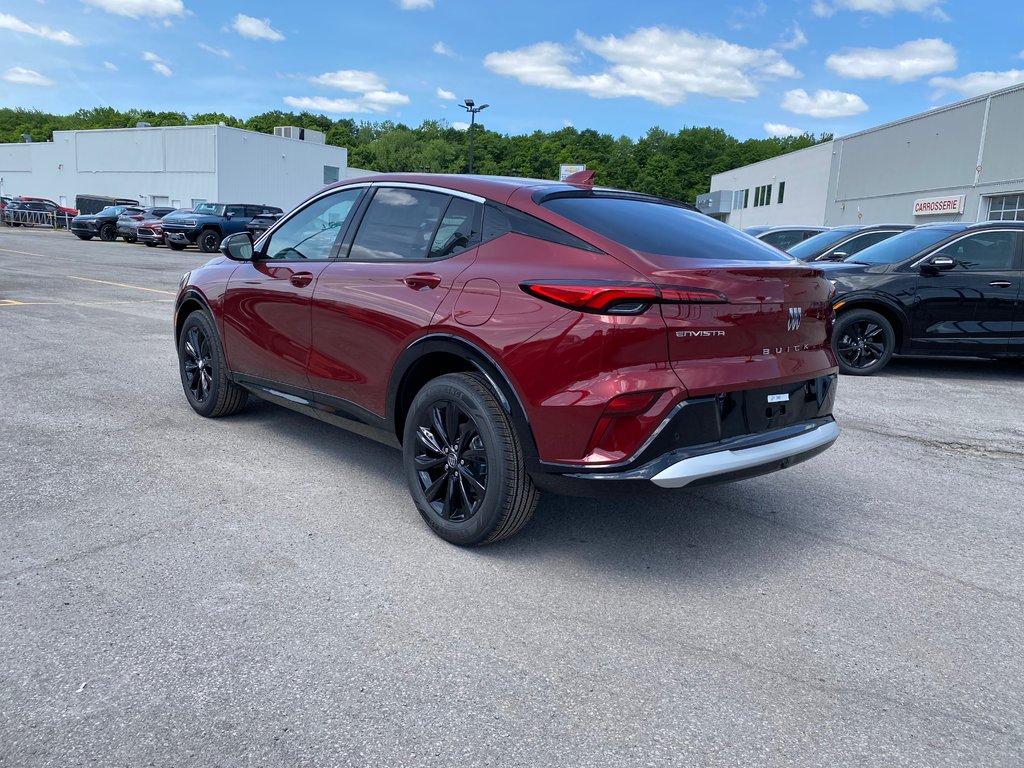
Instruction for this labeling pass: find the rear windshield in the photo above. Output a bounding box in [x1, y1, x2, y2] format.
[850, 227, 961, 265]
[787, 229, 857, 259]
[541, 197, 792, 262]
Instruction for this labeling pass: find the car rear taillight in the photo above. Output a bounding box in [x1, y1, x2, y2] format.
[521, 281, 726, 315]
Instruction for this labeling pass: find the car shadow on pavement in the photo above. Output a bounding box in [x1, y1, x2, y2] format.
[240, 399, 834, 578]
[878, 356, 1023, 381]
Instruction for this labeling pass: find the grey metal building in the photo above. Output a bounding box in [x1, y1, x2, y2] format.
[0, 124, 348, 212]
[698, 82, 1024, 228]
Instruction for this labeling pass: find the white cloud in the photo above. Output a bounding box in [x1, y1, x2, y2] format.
[436, 87, 456, 100]
[0, 13, 80, 44]
[777, 23, 807, 51]
[485, 27, 800, 106]
[433, 41, 454, 56]
[309, 70, 386, 91]
[82, 0, 184, 18]
[827, 38, 956, 82]
[142, 51, 172, 77]
[764, 122, 804, 137]
[562, 119, 574, 127]
[198, 42, 230, 58]
[813, 0, 947, 18]
[3, 66, 54, 86]
[452, 121, 470, 131]
[283, 92, 410, 114]
[781, 88, 868, 117]
[399, 0, 434, 8]
[104, 61, 118, 71]
[231, 14, 284, 41]
[930, 70, 1024, 98]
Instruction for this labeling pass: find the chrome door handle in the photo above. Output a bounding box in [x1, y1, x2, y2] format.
[289, 272, 314, 288]
[989, 281, 1012, 288]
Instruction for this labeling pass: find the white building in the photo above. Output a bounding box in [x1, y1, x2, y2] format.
[0, 124, 348, 211]
[697, 82, 1024, 228]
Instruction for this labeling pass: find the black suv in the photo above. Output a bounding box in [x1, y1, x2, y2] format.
[788, 224, 912, 262]
[821, 221, 1023, 374]
[162, 203, 283, 253]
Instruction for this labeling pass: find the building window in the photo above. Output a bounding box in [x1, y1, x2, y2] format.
[753, 184, 773, 207]
[777, 181, 786, 204]
[743, 189, 749, 208]
[989, 193, 1024, 221]
[733, 190, 744, 210]
[323, 165, 340, 184]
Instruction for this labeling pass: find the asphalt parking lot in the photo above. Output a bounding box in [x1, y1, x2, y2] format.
[1, 227, 1022, 767]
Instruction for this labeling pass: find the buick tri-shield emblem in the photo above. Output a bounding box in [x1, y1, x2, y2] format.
[787, 307, 802, 332]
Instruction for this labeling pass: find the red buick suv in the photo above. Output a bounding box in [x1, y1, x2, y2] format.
[174, 174, 840, 545]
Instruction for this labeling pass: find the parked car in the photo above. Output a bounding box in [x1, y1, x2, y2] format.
[245, 208, 285, 240]
[136, 208, 191, 247]
[16, 196, 78, 219]
[788, 224, 912, 262]
[755, 226, 830, 251]
[117, 206, 175, 242]
[75, 194, 139, 215]
[70, 205, 136, 241]
[824, 221, 1024, 375]
[174, 174, 840, 546]
[742, 225, 772, 236]
[162, 203, 276, 252]
[4, 199, 75, 228]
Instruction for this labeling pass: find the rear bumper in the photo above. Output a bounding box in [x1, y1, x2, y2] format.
[648, 419, 839, 488]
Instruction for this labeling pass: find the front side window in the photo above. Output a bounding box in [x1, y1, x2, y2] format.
[349, 188, 450, 260]
[831, 230, 899, 258]
[938, 231, 1020, 271]
[264, 188, 363, 260]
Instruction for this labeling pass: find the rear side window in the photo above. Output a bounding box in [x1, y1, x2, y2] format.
[349, 188, 451, 260]
[542, 196, 791, 262]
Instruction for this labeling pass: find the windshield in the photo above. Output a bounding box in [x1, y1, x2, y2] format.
[850, 227, 961, 265]
[542, 196, 792, 262]
[193, 203, 223, 215]
[787, 229, 857, 259]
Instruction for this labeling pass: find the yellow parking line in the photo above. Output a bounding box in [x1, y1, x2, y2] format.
[0, 299, 174, 308]
[0, 246, 51, 258]
[67, 275, 177, 296]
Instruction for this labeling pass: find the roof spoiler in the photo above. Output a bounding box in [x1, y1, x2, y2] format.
[564, 169, 595, 185]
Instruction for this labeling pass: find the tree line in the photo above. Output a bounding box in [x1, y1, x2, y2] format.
[0, 107, 829, 204]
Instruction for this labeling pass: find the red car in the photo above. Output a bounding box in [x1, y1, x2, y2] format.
[174, 174, 840, 545]
[16, 196, 78, 217]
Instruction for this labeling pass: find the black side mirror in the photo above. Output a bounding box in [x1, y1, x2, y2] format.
[220, 232, 254, 261]
[921, 253, 955, 274]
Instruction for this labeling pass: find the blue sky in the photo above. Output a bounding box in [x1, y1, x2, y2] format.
[1, 0, 1023, 140]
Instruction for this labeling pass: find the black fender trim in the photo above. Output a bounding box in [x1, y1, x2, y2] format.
[173, 289, 216, 347]
[387, 334, 540, 465]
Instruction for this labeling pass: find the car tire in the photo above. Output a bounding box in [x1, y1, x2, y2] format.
[403, 372, 538, 546]
[177, 311, 248, 418]
[99, 223, 116, 241]
[75, 234, 93, 241]
[168, 242, 187, 251]
[198, 229, 221, 253]
[834, 309, 895, 376]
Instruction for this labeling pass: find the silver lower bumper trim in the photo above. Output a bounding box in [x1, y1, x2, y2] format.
[650, 420, 841, 488]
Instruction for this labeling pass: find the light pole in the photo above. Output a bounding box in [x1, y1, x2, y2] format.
[460, 98, 489, 174]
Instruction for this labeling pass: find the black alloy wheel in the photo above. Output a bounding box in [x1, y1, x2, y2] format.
[198, 229, 222, 253]
[177, 312, 248, 418]
[834, 309, 895, 376]
[403, 373, 538, 546]
[99, 223, 116, 241]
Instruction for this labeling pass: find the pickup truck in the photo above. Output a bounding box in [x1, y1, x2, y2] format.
[161, 203, 283, 252]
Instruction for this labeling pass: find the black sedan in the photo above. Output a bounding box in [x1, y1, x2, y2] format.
[71, 206, 136, 241]
[824, 221, 1023, 374]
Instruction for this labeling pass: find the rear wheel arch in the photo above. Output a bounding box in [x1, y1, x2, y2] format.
[389, 336, 538, 462]
[835, 297, 907, 351]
